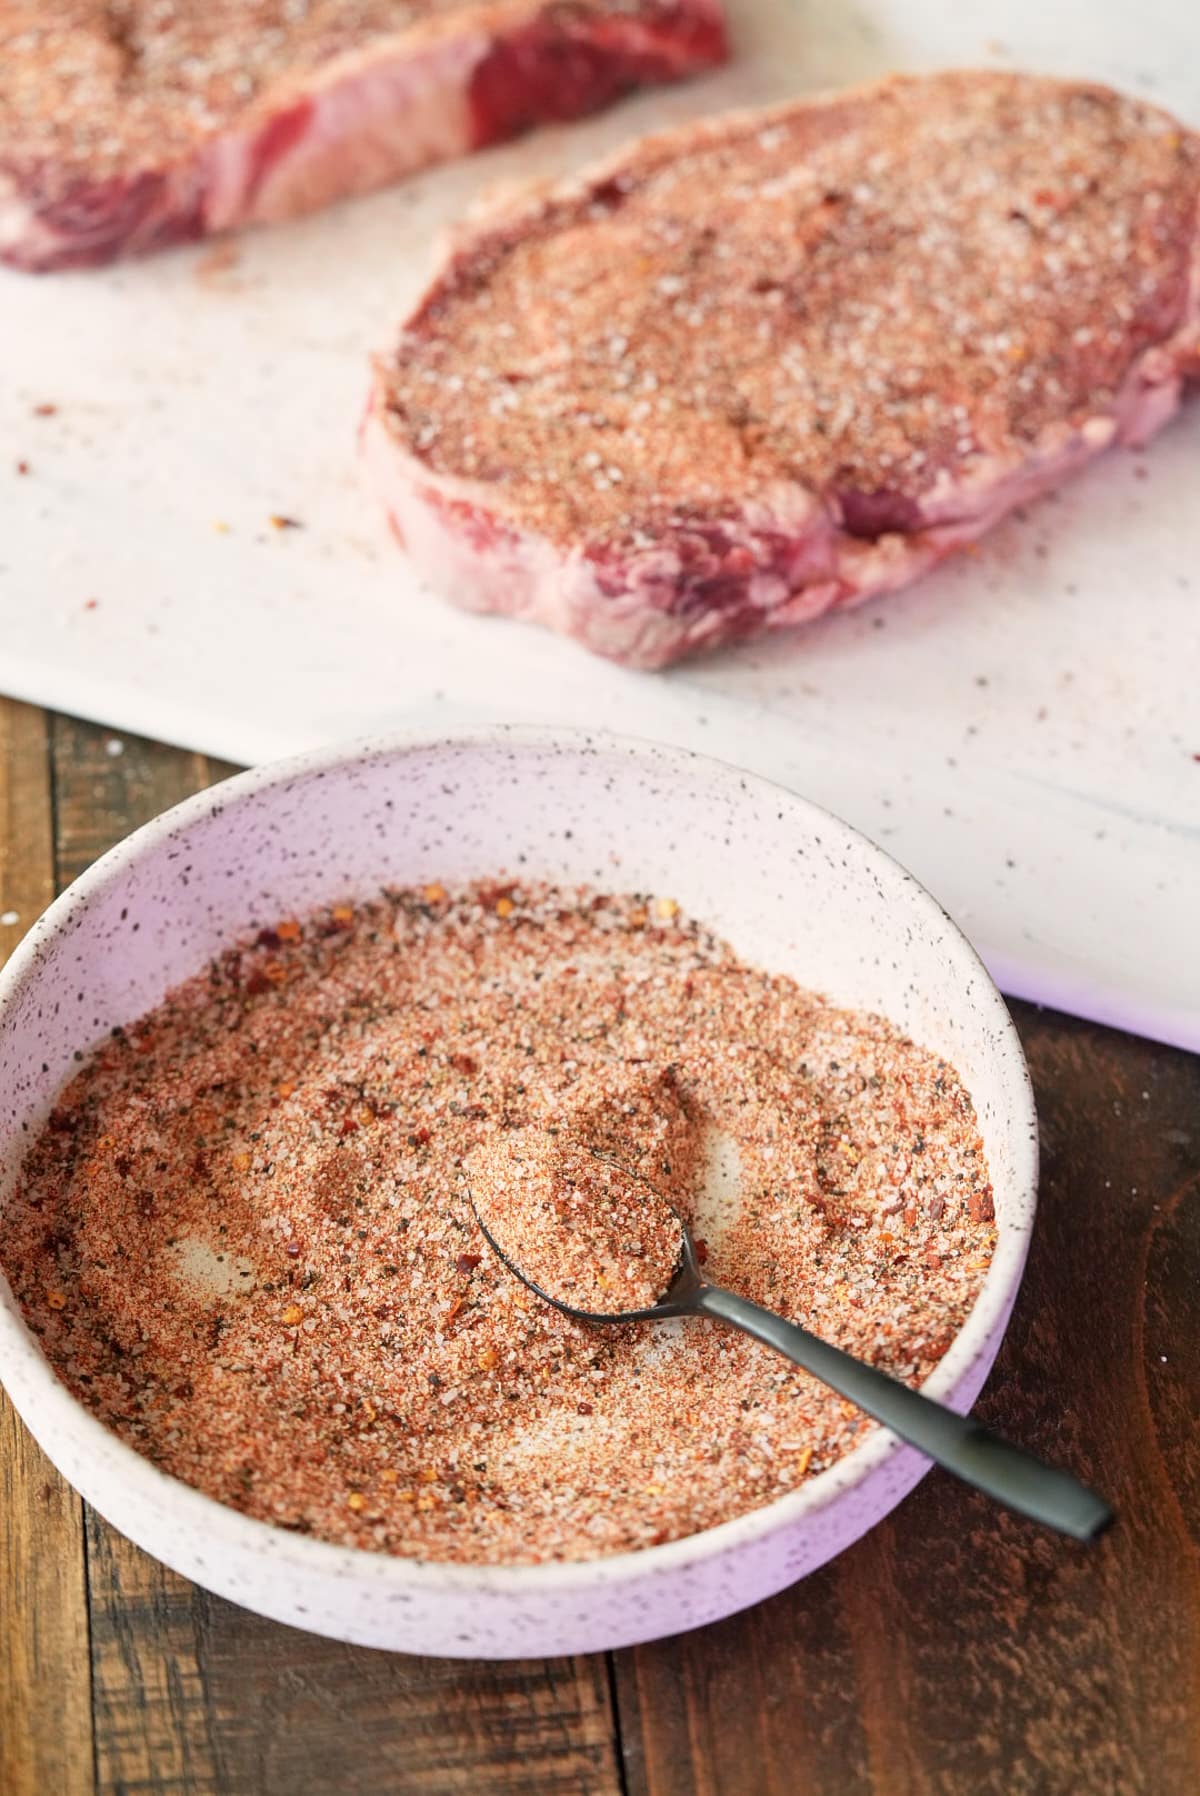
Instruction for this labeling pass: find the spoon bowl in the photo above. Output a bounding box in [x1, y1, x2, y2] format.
[467, 1157, 703, 1325]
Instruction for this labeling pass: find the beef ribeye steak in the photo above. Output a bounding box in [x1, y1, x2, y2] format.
[365, 70, 1200, 668]
[0, 0, 727, 271]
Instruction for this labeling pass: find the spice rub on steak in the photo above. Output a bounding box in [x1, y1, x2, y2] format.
[365, 71, 1200, 668]
[0, 0, 728, 272]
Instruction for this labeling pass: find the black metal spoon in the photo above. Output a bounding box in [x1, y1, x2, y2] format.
[466, 1162, 1113, 1542]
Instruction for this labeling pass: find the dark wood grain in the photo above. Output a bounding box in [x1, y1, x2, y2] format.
[191, 1607, 619, 1795]
[0, 698, 96, 1796]
[46, 715, 624, 1796]
[48, 713, 234, 890]
[615, 1005, 1200, 1796]
[86, 1516, 220, 1796]
[48, 716, 236, 1796]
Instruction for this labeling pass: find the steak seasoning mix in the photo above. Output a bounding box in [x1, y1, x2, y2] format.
[2, 883, 995, 1562]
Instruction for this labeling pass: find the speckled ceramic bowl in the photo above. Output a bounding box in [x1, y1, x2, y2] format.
[0, 728, 1037, 1657]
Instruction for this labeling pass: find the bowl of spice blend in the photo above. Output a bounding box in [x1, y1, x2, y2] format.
[0, 727, 1037, 1657]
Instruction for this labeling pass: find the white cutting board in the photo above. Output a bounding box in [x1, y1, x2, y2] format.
[1, 0, 1198, 1049]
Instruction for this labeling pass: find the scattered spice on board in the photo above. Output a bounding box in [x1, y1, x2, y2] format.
[0, 884, 996, 1563]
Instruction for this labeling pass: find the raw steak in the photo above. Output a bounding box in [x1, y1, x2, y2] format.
[0, 0, 727, 272]
[365, 70, 1200, 668]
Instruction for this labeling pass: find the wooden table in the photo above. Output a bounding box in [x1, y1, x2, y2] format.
[2, 698, 1197, 1796]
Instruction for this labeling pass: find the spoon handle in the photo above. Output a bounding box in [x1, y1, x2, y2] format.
[692, 1283, 1112, 1540]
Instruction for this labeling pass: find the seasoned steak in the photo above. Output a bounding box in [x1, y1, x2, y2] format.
[365, 71, 1200, 668]
[0, 0, 727, 271]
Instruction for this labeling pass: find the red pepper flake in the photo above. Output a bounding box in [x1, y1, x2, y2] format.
[16, 460, 30, 475]
[451, 1053, 478, 1076]
[340, 1116, 359, 1136]
[83, 598, 99, 611]
[577, 1401, 593, 1415]
[967, 1188, 995, 1224]
[455, 1253, 482, 1274]
[694, 1237, 709, 1265]
[407, 1126, 431, 1147]
[33, 402, 57, 417]
[477, 882, 517, 910]
[269, 514, 303, 530]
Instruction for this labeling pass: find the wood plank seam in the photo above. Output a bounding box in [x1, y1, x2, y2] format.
[0, 699, 96, 1796]
[48, 705, 106, 1796]
[605, 1651, 633, 1796]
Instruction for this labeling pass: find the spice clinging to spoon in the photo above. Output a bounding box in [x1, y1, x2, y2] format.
[466, 1131, 684, 1316]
